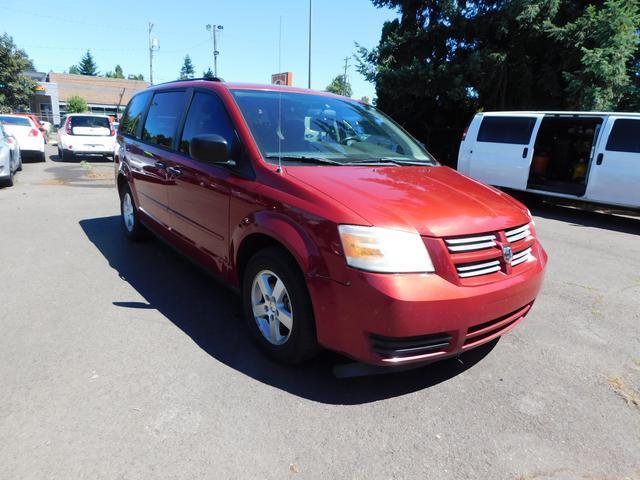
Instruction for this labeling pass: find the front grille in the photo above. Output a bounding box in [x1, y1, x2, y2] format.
[463, 303, 531, 349]
[371, 332, 453, 359]
[444, 223, 535, 280]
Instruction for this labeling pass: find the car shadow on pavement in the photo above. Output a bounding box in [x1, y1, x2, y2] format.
[528, 202, 640, 236]
[50, 153, 113, 163]
[79, 215, 496, 405]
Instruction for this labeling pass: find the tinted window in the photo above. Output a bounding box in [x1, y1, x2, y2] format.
[142, 91, 186, 148]
[0, 115, 31, 127]
[70, 116, 110, 128]
[119, 92, 151, 138]
[179, 92, 237, 157]
[606, 119, 640, 153]
[477, 116, 536, 144]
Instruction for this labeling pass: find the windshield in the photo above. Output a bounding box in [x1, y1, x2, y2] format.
[231, 89, 437, 166]
[0, 116, 31, 127]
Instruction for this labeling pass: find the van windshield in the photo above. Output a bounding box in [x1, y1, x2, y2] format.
[231, 89, 437, 166]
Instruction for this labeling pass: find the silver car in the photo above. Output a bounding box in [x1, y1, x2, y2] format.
[0, 124, 22, 187]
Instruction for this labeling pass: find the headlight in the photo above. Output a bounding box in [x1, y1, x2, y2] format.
[338, 225, 435, 273]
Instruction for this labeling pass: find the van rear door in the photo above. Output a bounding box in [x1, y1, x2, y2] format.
[586, 116, 640, 208]
[467, 114, 543, 190]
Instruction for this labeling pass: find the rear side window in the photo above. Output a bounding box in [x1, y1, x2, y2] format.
[142, 91, 186, 148]
[606, 119, 640, 153]
[119, 92, 151, 138]
[0, 116, 31, 127]
[477, 116, 536, 144]
[179, 92, 238, 157]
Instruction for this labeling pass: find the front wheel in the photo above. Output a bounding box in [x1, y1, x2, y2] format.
[120, 186, 147, 241]
[242, 247, 319, 364]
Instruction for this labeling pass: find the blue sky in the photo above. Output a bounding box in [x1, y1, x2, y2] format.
[1, 0, 397, 100]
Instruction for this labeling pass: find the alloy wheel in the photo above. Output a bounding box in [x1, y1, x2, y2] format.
[251, 270, 293, 345]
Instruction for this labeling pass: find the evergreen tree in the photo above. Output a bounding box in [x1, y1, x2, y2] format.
[0, 33, 37, 113]
[203, 67, 215, 80]
[73, 50, 99, 76]
[179, 55, 195, 80]
[357, 0, 640, 165]
[106, 64, 125, 79]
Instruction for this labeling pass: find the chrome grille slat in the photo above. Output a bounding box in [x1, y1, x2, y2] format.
[457, 259, 500, 272]
[458, 265, 501, 278]
[445, 235, 496, 245]
[447, 240, 496, 252]
[511, 248, 532, 266]
[505, 224, 531, 243]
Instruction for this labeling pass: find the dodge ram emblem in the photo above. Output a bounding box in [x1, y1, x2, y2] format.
[502, 245, 513, 264]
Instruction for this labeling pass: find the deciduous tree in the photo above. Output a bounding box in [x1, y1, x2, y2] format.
[0, 33, 37, 113]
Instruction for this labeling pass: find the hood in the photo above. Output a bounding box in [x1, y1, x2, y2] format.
[286, 165, 529, 237]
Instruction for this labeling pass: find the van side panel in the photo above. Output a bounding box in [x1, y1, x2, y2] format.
[464, 114, 544, 190]
[457, 114, 482, 175]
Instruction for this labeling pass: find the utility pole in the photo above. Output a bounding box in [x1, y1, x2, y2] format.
[148, 23, 159, 85]
[308, 0, 312, 89]
[206, 24, 224, 77]
[342, 56, 350, 96]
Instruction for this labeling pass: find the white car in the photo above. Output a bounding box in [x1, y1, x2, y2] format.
[458, 111, 640, 210]
[0, 114, 46, 162]
[57, 114, 117, 160]
[0, 124, 22, 187]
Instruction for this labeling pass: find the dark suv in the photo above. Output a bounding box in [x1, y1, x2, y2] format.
[115, 78, 546, 367]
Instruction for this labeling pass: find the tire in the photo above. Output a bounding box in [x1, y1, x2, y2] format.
[16, 153, 22, 171]
[0, 170, 14, 188]
[242, 247, 319, 364]
[37, 151, 45, 162]
[120, 185, 147, 241]
[59, 148, 71, 161]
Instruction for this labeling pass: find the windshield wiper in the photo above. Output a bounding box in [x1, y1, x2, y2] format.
[264, 155, 343, 166]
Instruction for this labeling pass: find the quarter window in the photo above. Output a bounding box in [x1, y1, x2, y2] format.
[142, 91, 187, 148]
[119, 92, 151, 138]
[605, 119, 640, 153]
[477, 116, 537, 144]
[179, 92, 237, 157]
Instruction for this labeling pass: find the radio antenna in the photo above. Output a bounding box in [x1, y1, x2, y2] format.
[276, 16, 283, 174]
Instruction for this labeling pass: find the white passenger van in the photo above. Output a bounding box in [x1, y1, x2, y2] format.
[457, 112, 640, 209]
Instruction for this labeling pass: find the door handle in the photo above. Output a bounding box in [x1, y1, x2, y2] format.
[596, 153, 604, 165]
[154, 161, 166, 169]
[522, 147, 528, 159]
[167, 166, 182, 177]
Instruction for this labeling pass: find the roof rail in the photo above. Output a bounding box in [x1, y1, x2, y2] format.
[155, 77, 224, 86]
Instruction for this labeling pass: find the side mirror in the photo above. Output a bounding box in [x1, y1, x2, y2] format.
[189, 134, 229, 164]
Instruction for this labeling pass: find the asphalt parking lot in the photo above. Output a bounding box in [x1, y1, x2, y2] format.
[1, 145, 639, 480]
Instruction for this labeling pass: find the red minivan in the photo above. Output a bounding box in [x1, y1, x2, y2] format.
[115, 78, 547, 367]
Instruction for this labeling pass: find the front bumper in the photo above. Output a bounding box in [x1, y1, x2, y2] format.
[309, 240, 547, 366]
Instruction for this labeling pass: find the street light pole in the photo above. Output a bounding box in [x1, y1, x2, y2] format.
[206, 24, 224, 77]
[148, 22, 159, 84]
[148, 22, 154, 85]
[308, 0, 312, 88]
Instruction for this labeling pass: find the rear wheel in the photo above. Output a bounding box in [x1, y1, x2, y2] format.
[37, 151, 45, 162]
[16, 152, 22, 171]
[120, 185, 147, 241]
[59, 148, 71, 161]
[1, 169, 14, 188]
[242, 247, 319, 364]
